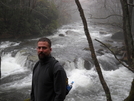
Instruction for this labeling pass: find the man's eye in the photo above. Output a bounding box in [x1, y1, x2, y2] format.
[37, 47, 41, 49]
[38, 47, 46, 49]
[42, 47, 46, 49]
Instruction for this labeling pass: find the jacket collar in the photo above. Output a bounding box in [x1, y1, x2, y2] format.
[39, 55, 52, 64]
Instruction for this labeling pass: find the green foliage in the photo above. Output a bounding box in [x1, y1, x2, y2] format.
[0, 0, 59, 39]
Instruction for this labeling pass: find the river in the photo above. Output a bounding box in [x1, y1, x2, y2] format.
[0, 22, 134, 101]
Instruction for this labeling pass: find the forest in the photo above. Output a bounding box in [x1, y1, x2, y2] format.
[0, 0, 60, 39]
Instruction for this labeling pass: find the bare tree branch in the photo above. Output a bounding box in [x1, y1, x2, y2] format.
[75, 0, 112, 101]
[90, 14, 122, 19]
[128, 3, 134, 7]
[95, 39, 134, 73]
[0, 1, 48, 19]
[0, 1, 10, 8]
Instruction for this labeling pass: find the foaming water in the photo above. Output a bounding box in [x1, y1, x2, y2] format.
[1, 45, 133, 101]
[0, 73, 32, 91]
[0, 41, 20, 48]
[0, 22, 133, 101]
[1, 53, 26, 78]
[15, 51, 28, 67]
[103, 66, 134, 101]
[66, 64, 134, 101]
[0, 53, 31, 92]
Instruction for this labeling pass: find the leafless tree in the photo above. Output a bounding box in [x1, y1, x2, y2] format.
[75, 0, 112, 101]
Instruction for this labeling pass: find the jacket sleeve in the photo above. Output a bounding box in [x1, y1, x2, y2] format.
[30, 74, 35, 101]
[30, 61, 39, 101]
[53, 63, 67, 101]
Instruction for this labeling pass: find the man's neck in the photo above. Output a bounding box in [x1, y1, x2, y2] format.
[39, 55, 51, 63]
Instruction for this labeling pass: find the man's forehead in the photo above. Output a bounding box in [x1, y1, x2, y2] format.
[38, 41, 50, 46]
[38, 41, 48, 44]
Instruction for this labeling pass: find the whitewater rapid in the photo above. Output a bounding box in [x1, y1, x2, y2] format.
[0, 22, 134, 101]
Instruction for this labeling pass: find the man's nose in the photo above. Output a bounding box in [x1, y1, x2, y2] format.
[39, 48, 43, 51]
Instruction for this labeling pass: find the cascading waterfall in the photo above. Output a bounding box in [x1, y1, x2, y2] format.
[0, 22, 134, 101]
[15, 52, 28, 68]
[1, 53, 24, 77]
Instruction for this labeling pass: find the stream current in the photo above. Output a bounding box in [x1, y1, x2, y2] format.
[0, 22, 134, 101]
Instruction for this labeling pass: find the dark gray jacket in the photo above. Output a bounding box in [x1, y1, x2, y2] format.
[31, 56, 67, 101]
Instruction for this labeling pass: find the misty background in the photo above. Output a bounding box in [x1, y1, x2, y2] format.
[0, 0, 134, 39]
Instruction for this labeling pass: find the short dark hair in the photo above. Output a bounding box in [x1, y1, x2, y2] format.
[38, 37, 51, 47]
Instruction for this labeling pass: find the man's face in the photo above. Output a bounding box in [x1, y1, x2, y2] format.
[37, 41, 52, 59]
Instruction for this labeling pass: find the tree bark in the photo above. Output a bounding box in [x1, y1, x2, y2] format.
[120, 0, 134, 69]
[120, 0, 134, 100]
[124, 79, 134, 101]
[95, 39, 134, 72]
[75, 0, 112, 101]
[0, 56, 1, 78]
[128, 0, 133, 26]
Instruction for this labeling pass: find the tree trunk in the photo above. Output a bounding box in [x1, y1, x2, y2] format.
[124, 79, 134, 101]
[0, 56, 1, 78]
[75, 0, 112, 101]
[120, 0, 134, 100]
[120, 0, 134, 69]
[128, 0, 133, 26]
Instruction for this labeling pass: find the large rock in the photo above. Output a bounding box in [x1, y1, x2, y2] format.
[16, 49, 38, 70]
[59, 34, 65, 37]
[65, 30, 79, 35]
[84, 60, 92, 70]
[111, 31, 124, 40]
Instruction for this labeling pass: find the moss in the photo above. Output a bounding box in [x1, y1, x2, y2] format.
[24, 98, 30, 101]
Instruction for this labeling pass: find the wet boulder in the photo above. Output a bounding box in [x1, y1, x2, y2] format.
[59, 34, 65, 37]
[65, 30, 78, 35]
[111, 31, 124, 40]
[84, 60, 92, 70]
[99, 31, 108, 35]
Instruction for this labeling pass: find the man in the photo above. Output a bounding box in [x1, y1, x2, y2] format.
[31, 37, 67, 101]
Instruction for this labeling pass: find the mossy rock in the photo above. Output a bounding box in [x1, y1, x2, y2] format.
[24, 98, 30, 101]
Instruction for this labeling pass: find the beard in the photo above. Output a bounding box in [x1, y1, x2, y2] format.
[38, 52, 50, 60]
